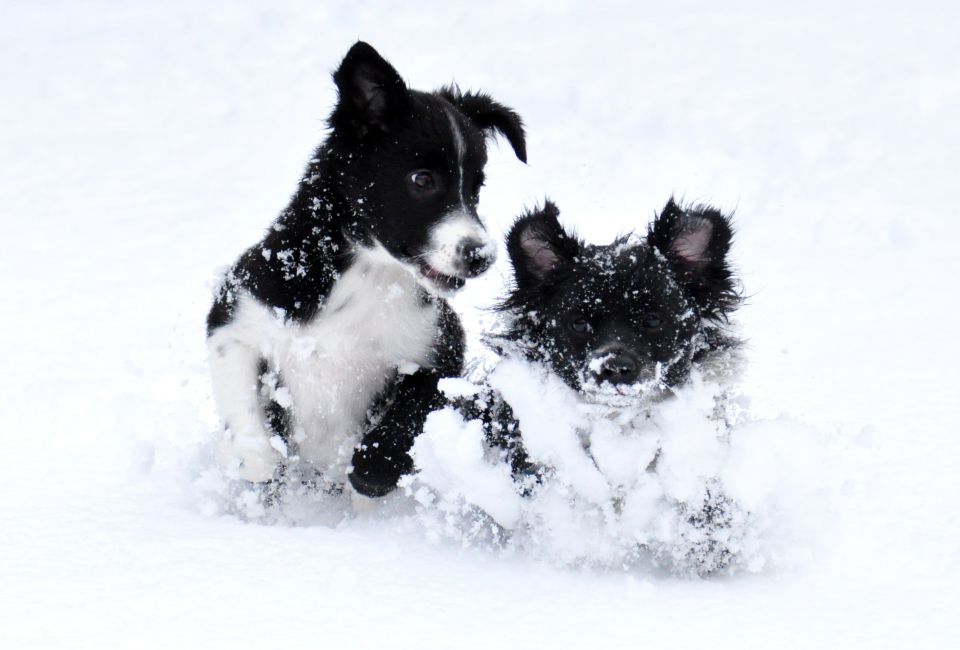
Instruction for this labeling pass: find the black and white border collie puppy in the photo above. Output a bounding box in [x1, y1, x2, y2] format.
[206, 42, 526, 496]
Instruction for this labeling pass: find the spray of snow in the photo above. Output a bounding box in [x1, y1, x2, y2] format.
[405, 352, 834, 575]
[188, 334, 835, 576]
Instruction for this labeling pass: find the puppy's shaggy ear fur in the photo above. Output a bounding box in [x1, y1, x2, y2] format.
[439, 86, 527, 163]
[648, 198, 739, 320]
[330, 41, 409, 136]
[506, 200, 582, 289]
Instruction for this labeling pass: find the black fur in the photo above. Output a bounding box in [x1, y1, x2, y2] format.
[206, 42, 526, 496]
[348, 300, 465, 496]
[500, 197, 739, 391]
[469, 198, 741, 477]
[438, 86, 527, 164]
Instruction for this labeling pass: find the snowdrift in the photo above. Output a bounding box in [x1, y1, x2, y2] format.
[194, 331, 834, 577]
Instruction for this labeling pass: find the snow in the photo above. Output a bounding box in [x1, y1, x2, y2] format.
[413, 356, 825, 575]
[2, 1, 959, 648]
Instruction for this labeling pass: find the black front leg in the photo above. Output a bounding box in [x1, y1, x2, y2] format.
[348, 298, 464, 497]
[348, 369, 447, 497]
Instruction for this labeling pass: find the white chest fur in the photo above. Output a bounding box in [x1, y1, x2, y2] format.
[213, 246, 440, 483]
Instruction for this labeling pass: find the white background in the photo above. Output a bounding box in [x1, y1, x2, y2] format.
[1, 1, 958, 648]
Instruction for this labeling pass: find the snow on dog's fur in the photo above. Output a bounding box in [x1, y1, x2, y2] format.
[498, 198, 740, 401]
[406, 199, 762, 573]
[205, 42, 526, 498]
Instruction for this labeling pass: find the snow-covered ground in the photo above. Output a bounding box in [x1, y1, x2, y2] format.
[2, 1, 959, 647]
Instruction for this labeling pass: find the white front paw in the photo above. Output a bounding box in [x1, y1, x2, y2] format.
[219, 431, 282, 483]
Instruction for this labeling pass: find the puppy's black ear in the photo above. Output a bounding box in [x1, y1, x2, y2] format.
[648, 198, 738, 319]
[440, 87, 527, 163]
[507, 201, 581, 288]
[331, 42, 408, 135]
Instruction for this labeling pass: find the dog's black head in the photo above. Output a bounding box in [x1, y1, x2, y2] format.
[500, 199, 739, 400]
[325, 42, 526, 293]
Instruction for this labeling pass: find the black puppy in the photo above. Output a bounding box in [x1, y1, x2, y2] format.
[205, 42, 526, 496]
[463, 198, 740, 478]
[435, 199, 745, 573]
[503, 198, 738, 392]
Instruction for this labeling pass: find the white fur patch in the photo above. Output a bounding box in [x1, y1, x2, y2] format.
[424, 210, 497, 277]
[208, 245, 440, 483]
[445, 107, 467, 210]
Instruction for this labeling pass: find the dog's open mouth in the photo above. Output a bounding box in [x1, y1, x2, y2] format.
[418, 264, 466, 292]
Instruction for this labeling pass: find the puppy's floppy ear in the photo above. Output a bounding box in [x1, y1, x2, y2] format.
[331, 42, 408, 134]
[648, 198, 738, 318]
[440, 86, 527, 163]
[507, 200, 581, 288]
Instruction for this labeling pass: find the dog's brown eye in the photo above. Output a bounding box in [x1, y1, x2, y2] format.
[409, 170, 435, 191]
[569, 316, 591, 334]
[643, 313, 662, 329]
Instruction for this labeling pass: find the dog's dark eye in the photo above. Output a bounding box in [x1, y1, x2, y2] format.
[408, 170, 436, 193]
[643, 313, 662, 329]
[569, 315, 591, 335]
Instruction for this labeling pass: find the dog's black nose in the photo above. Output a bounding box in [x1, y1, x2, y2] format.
[457, 239, 494, 277]
[595, 353, 640, 385]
